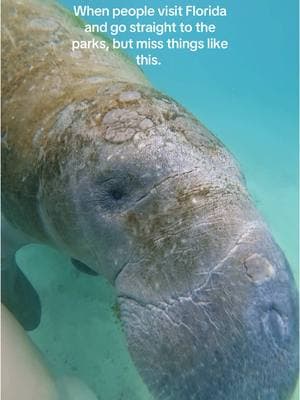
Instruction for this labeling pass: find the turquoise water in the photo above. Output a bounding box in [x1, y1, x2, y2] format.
[17, 0, 298, 399]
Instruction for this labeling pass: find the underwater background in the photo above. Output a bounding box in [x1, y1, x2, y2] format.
[16, 0, 298, 399]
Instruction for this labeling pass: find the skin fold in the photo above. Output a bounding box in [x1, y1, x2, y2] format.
[1, 1, 299, 399]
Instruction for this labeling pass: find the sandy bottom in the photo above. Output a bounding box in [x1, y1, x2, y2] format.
[17, 245, 153, 400]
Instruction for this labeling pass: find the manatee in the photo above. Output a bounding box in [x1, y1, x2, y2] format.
[1, 0, 298, 399]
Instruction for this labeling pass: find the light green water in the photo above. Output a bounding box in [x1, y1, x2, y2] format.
[17, 238, 298, 400]
[19, 245, 153, 400]
[11, 0, 299, 398]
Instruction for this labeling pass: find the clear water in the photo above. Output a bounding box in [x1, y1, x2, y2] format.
[16, 0, 298, 399]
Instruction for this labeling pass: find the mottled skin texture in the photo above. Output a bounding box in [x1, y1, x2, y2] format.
[1, 1, 299, 399]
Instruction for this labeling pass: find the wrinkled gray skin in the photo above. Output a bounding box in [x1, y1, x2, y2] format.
[2, 1, 299, 399]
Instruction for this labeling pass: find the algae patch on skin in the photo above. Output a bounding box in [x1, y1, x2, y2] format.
[111, 301, 121, 321]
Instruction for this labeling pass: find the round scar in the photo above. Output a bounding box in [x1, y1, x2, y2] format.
[244, 254, 275, 283]
[244, 253, 275, 283]
[140, 119, 153, 130]
[102, 109, 139, 143]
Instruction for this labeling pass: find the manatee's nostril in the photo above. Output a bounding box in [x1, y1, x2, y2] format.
[262, 304, 288, 346]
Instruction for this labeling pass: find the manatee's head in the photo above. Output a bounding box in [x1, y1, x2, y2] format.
[39, 83, 299, 400]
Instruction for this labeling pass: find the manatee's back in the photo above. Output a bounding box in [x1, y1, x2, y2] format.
[1, 0, 149, 239]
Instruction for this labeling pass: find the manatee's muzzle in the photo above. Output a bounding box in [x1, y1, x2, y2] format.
[116, 224, 299, 400]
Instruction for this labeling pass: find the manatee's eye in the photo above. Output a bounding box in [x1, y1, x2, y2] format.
[93, 174, 145, 212]
[105, 180, 129, 203]
[100, 181, 128, 206]
[110, 187, 125, 201]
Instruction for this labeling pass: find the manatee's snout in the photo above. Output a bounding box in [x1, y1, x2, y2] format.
[116, 221, 298, 400]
